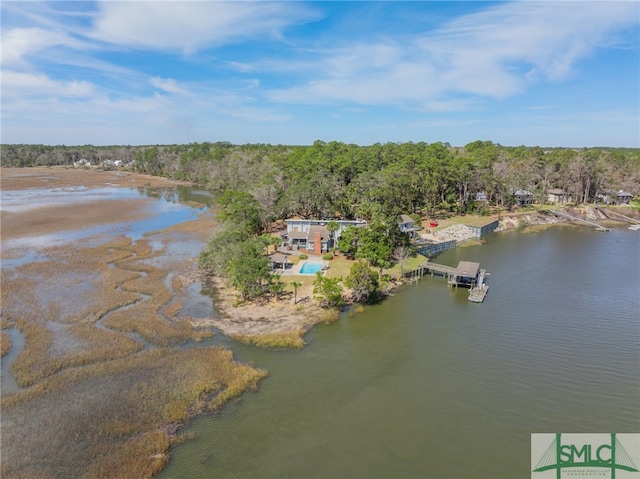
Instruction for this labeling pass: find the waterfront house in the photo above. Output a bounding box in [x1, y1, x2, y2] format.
[283, 218, 367, 254]
[513, 190, 534, 206]
[398, 214, 420, 239]
[615, 191, 633, 205]
[547, 188, 570, 204]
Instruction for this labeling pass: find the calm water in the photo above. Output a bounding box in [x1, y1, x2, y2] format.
[159, 226, 640, 479]
[0, 184, 217, 391]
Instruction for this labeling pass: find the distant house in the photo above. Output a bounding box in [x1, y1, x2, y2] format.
[283, 218, 367, 254]
[615, 191, 633, 205]
[398, 214, 420, 239]
[513, 190, 534, 206]
[547, 188, 569, 204]
[74, 159, 91, 168]
[475, 191, 488, 203]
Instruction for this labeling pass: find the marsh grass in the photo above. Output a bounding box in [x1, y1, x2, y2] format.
[320, 308, 341, 324]
[1, 236, 213, 386]
[231, 329, 307, 349]
[1, 331, 12, 357]
[458, 239, 484, 247]
[2, 347, 267, 479]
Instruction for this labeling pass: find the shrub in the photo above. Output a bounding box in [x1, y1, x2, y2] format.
[322, 253, 333, 260]
[299, 253, 308, 260]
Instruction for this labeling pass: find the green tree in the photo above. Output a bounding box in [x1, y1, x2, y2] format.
[227, 239, 271, 300]
[218, 190, 263, 236]
[198, 227, 248, 276]
[313, 273, 344, 308]
[345, 261, 380, 304]
[326, 220, 339, 253]
[356, 221, 393, 271]
[337, 226, 360, 259]
[268, 276, 285, 302]
[290, 281, 302, 305]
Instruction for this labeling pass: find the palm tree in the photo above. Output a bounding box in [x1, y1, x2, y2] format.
[290, 281, 302, 305]
[326, 220, 339, 254]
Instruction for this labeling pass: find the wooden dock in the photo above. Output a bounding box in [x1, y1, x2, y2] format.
[468, 286, 489, 303]
[468, 269, 488, 303]
[418, 262, 457, 277]
[411, 261, 490, 303]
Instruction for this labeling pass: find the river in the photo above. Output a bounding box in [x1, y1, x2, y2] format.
[159, 225, 639, 479]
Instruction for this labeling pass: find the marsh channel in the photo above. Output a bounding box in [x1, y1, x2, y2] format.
[2, 174, 639, 479]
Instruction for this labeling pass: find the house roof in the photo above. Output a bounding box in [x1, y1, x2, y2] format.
[308, 225, 329, 241]
[288, 231, 308, 240]
[398, 214, 414, 225]
[456, 261, 480, 278]
[616, 191, 633, 198]
[547, 188, 565, 195]
[514, 190, 532, 196]
[269, 252, 289, 264]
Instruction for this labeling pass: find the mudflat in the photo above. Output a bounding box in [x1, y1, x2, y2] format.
[1, 167, 188, 240]
[0, 167, 269, 479]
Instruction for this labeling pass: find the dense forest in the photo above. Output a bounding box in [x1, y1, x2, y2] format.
[3, 141, 639, 223]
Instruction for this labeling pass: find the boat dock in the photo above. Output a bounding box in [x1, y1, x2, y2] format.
[468, 269, 489, 303]
[410, 260, 490, 303]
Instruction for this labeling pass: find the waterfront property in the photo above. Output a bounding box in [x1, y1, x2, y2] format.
[615, 190, 633, 205]
[283, 218, 367, 254]
[513, 189, 534, 206]
[398, 214, 420, 239]
[408, 259, 489, 302]
[547, 188, 570, 204]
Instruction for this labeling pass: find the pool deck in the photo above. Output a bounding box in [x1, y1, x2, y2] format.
[277, 259, 327, 276]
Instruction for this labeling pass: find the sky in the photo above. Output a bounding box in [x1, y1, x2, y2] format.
[1, 1, 639, 148]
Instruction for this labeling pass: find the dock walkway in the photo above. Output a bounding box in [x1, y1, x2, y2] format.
[417, 262, 457, 277]
[552, 210, 610, 231]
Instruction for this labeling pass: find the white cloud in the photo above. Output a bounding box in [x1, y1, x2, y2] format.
[267, 1, 638, 106]
[1, 27, 85, 66]
[91, 1, 321, 53]
[150, 77, 189, 95]
[1, 70, 94, 97]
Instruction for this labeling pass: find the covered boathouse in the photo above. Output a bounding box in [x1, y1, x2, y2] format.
[453, 261, 480, 287]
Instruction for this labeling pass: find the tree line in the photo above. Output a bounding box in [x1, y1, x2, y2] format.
[3, 141, 638, 223]
[5, 140, 638, 304]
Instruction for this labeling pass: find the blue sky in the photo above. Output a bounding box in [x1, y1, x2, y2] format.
[1, 1, 638, 147]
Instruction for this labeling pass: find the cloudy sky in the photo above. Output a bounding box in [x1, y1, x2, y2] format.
[1, 1, 638, 147]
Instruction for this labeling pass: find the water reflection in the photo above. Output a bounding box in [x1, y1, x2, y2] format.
[1, 185, 216, 262]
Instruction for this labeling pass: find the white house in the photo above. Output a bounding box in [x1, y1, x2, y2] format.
[398, 214, 420, 238]
[283, 218, 367, 254]
[547, 188, 569, 204]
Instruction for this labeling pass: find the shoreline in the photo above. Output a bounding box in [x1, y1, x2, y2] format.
[2, 167, 637, 478]
[190, 205, 637, 347]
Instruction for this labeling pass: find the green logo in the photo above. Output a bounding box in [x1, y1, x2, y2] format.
[532, 433, 639, 479]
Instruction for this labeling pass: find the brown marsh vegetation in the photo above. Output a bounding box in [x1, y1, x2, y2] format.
[0, 168, 267, 478]
[1, 347, 266, 479]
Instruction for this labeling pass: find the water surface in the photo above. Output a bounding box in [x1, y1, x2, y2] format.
[159, 226, 640, 479]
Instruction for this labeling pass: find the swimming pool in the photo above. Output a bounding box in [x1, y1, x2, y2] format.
[299, 262, 323, 275]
